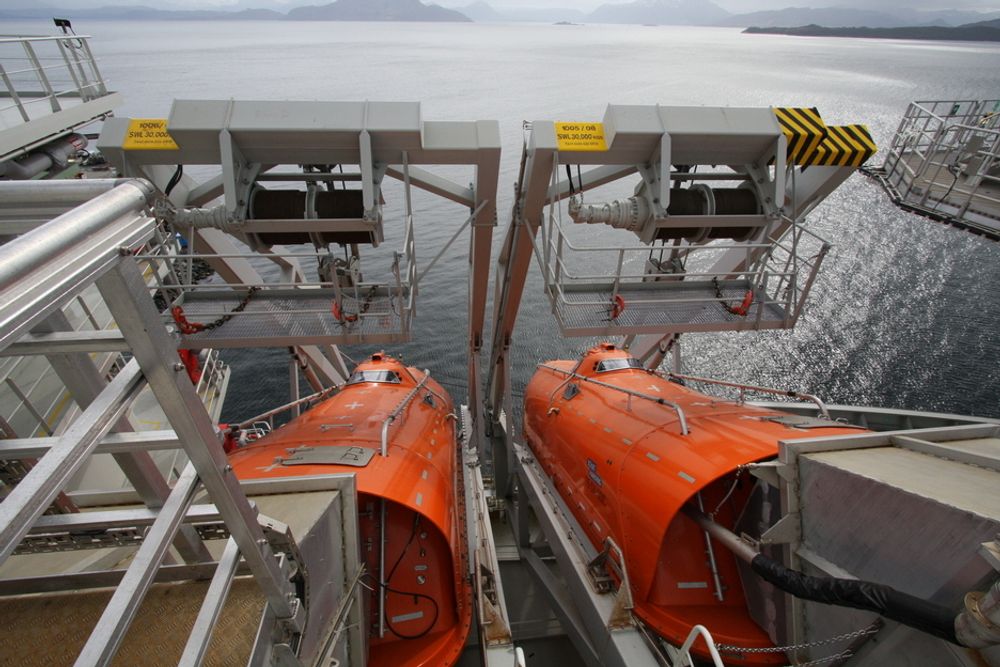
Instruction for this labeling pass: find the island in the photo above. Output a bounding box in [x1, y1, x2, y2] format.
[743, 22, 1000, 42]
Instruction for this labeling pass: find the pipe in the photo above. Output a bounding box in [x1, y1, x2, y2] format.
[682, 505, 968, 646]
[696, 494, 725, 602]
[956, 578, 1000, 648]
[378, 498, 387, 639]
[0, 178, 136, 206]
[0, 133, 87, 180]
[0, 180, 155, 290]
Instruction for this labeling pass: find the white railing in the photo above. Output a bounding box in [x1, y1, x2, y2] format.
[0, 35, 109, 125]
[882, 99, 1000, 218]
[676, 625, 726, 667]
[529, 198, 830, 328]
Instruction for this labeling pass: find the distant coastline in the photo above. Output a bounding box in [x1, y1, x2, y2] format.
[744, 24, 1000, 42]
[3, 0, 1000, 34]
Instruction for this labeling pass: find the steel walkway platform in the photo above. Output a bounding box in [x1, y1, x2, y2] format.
[173, 288, 407, 348]
[552, 280, 788, 337]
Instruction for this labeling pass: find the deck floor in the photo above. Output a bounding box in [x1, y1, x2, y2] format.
[885, 150, 1000, 236]
[0, 577, 264, 666]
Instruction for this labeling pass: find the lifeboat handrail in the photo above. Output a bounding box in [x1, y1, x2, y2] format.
[677, 625, 726, 667]
[538, 364, 689, 436]
[380, 369, 445, 456]
[233, 382, 343, 430]
[667, 372, 830, 419]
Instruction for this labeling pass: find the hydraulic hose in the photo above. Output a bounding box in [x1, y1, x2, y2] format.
[683, 504, 966, 646]
[749, 552, 957, 643]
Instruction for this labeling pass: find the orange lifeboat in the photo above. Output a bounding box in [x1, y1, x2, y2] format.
[230, 353, 471, 666]
[523, 343, 865, 664]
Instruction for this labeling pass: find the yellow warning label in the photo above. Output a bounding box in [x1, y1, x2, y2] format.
[122, 118, 179, 150]
[555, 122, 607, 152]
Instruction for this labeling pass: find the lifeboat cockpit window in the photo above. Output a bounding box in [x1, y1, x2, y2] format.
[595, 358, 643, 373]
[347, 370, 402, 385]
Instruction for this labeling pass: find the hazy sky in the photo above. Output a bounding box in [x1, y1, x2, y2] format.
[7, 0, 1000, 13]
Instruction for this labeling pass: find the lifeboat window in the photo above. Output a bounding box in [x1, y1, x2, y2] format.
[347, 370, 401, 385]
[595, 358, 643, 373]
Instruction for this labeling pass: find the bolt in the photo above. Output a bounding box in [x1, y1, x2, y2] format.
[117, 246, 131, 256]
[223, 464, 233, 473]
[173, 362, 185, 371]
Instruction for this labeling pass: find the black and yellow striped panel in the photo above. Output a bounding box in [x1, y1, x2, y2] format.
[803, 124, 878, 167]
[773, 107, 827, 165]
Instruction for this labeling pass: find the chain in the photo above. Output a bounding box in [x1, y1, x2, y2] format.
[171, 286, 259, 334]
[717, 624, 880, 658]
[334, 285, 378, 324]
[788, 649, 854, 667]
[712, 276, 753, 317]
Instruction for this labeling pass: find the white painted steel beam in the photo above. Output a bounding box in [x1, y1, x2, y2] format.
[0, 329, 129, 355]
[0, 429, 181, 458]
[385, 164, 475, 206]
[512, 438, 659, 667]
[0, 359, 144, 564]
[96, 259, 296, 619]
[0, 180, 156, 352]
[178, 537, 242, 667]
[74, 463, 201, 666]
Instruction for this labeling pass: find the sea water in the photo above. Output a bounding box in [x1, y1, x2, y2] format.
[10, 19, 1000, 419]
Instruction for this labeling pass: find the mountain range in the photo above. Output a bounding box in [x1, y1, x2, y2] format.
[3, 0, 1000, 30]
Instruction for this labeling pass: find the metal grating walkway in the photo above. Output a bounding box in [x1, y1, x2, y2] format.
[173, 288, 407, 348]
[554, 280, 788, 336]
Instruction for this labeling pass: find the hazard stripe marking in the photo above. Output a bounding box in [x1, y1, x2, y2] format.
[773, 107, 828, 165]
[804, 124, 877, 167]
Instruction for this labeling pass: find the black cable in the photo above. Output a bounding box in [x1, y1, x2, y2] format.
[164, 164, 183, 196]
[382, 585, 440, 640]
[566, 164, 574, 195]
[374, 511, 441, 640]
[751, 554, 959, 644]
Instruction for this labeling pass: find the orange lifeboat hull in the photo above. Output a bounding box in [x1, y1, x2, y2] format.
[524, 344, 865, 664]
[229, 354, 471, 667]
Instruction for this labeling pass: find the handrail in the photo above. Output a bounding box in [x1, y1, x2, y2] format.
[538, 363, 689, 436]
[379, 369, 441, 456]
[677, 625, 725, 667]
[668, 371, 830, 419]
[0, 180, 154, 291]
[234, 383, 342, 430]
[0, 35, 96, 43]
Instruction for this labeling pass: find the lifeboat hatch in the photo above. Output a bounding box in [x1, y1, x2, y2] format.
[761, 414, 866, 430]
[280, 445, 375, 467]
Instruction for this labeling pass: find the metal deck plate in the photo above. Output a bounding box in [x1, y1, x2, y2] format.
[0, 577, 263, 666]
[173, 288, 407, 348]
[763, 414, 866, 430]
[280, 445, 375, 467]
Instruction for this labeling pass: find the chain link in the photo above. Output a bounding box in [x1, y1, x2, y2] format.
[716, 624, 879, 655]
[788, 649, 854, 667]
[171, 286, 259, 334]
[712, 276, 753, 317]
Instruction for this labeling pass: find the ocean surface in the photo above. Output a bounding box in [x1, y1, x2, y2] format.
[12, 19, 1000, 420]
